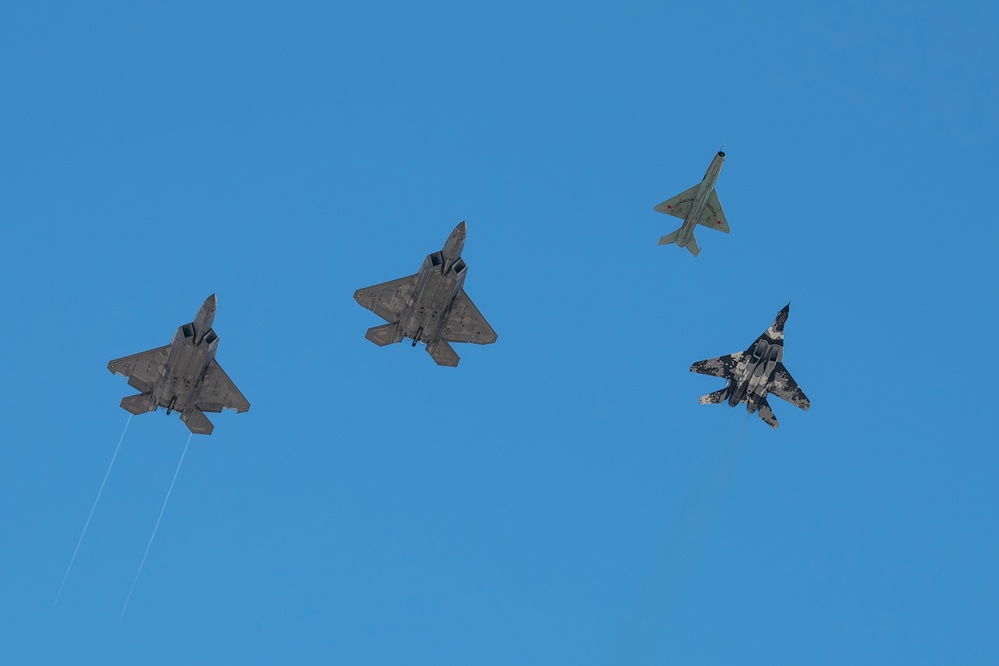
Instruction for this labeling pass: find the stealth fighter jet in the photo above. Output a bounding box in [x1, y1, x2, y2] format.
[354, 221, 497, 366]
[690, 304, 810, 428]
[654, 150, 730, 257]
[108, 294, 250, 435]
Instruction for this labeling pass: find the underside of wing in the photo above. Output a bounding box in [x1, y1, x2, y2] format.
[690, 351, 744, 379]
[654, 184, 699, 219]
[698, 189, 730, 233]
[769, 363, 810, 411]
[353, 274, 418, 323]
[442, 290, 497, 345]
[197, 359, 250, 413]
[107, 345, 170, 393]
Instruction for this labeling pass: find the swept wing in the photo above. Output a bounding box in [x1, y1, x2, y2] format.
[690, 351, 744, 379]
[108, 345, 170, 392]
[653, 184, 699, 219]
[698, 189, 730, 233]
[354, 275, 419, 322]
[443, 291, 497, 344]
[768, 364, 810, 411]
[197, 360, 250, 413]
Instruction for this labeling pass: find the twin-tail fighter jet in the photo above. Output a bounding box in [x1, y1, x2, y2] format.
[354, 221, 497, 367]
[655, 150, 730, 257]
[108, 294, 250, 435]
[690, 303, 810, 428]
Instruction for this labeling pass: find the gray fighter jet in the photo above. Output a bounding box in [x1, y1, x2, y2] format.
[654, 150, 730, 257]
[354, 221, 497, 366]
[108, 294, 250, 435]
[690, 304, 810, 428]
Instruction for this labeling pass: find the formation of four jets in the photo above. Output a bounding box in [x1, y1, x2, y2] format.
[108, 151, 809, 432]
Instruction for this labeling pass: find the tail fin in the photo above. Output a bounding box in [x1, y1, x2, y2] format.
[658, 228, 680, 246]
[181, 407, 214, 435]
[757, 399, 779, 429]
[365, 322, 404, 346]
[685, 235, 700, 257]
[699, 388, 729, 405]
[120, 392, 157, 415]
[427, 339, 460, 367]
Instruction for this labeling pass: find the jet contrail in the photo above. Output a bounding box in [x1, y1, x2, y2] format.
[120, 432, 192, 621]
[54, 414, 132, 608]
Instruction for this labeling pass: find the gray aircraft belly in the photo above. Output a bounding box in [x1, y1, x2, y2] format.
[406, 267, 461, 343]
[160, 341, 213, 411]
[108, 294, 249, 434]
[354, 222, 496, 366]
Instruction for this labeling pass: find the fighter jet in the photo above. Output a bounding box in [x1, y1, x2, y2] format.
[654, 150, 730, 257]
[107, 295, 250, 435]
[354, 221, 497, 366]
[690, 304, 810, 428]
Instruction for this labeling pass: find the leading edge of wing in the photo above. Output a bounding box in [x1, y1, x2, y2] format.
[353, 274, 418, 323]
[107, 344, 171, 392]
[768, 363, 810, 411]
[443, 290, 497, 345]
[197, 359, 250, 413]
[690, 351, 744, 379]
[698, 189, 730, 233]
[654, 184, 699, 220]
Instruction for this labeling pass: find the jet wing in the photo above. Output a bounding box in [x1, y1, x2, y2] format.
[690, 351, 745, 379]
[443, 290, 497, 344]
[107, 345, 170, 393]
[353, 274, 419, 323]
[698, 189, 730, 233]
[653, 184, 699, 219]
[197, 359, 250, 413]
[768, 364, 810, 411]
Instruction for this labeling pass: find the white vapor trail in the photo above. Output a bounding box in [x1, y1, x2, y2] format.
[54, 414, 132, 608]
[120, 432, 192, 621]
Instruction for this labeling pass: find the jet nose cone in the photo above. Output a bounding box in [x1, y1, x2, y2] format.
[455, 220, 467, 235]
[204, 293, 218, 309]
[718, 150, 726, 157]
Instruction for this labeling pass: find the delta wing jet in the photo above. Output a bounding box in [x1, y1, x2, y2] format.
[654, 150, 730, 257]
[354, 221, 497, 366]
[108, 295, 250, 435]
[690, 304, 810, 428]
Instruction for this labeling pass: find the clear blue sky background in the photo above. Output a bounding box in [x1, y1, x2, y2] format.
[1, 1, 997, 663]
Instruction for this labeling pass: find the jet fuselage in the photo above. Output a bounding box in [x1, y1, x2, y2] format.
[404, 222, 467, 344]
[675, 151, 725, 249]
[156, 296, 218, 414]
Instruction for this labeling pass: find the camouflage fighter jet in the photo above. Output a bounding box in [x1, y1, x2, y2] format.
[654, 150, 730, 257]
[690, 304, 810, 428]
[108, 294, 249, 435]
[354, 221, 497, 366]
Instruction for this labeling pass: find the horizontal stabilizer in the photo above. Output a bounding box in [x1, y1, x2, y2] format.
[181, 407, 214, 435]
[120, 392, 157, 415]
[427, 339, 460, 367]
[658, 229, 680, 246]
[365, 322, 404, 347]
[699, 388, 729, 405]
[757, 399, 779, 429]
[686, 235, 700, 257]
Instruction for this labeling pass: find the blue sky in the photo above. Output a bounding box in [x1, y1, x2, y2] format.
[2, 1, 997, 663]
